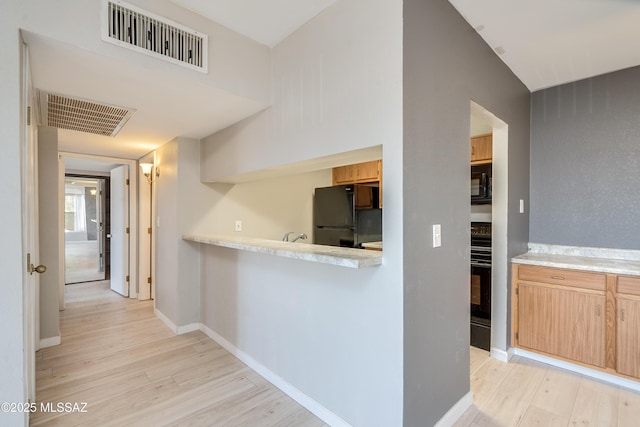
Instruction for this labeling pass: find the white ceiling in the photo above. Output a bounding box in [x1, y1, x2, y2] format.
[23, 0, 640, 169]
[448, 0, 640, 91]
[169, 0, 337, 47]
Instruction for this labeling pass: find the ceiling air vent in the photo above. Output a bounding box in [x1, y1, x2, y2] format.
[102, 0, 208, 73]
[38, 91, 136, 137]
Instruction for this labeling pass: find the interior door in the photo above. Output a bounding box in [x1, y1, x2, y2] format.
[110, 165, 129, 296]
[97, 179, 106, 274]
[22, 42, 38, 403]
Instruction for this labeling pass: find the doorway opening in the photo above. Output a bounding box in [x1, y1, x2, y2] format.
[469, 101, 508, 359]
[64, 175, 110, 284]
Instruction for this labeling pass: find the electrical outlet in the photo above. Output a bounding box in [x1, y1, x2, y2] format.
[235, 220, 242, 232]
[433, 224, 441, 248]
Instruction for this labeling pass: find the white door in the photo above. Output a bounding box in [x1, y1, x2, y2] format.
[21, 42, 38, 403]
[110, 165, 130, 296]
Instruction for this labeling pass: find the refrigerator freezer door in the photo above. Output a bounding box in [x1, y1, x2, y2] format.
[313, 185, 355, 227]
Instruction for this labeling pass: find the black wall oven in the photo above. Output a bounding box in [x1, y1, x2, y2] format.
[471, 222, 491, 351]
[471, 163, 492, 205]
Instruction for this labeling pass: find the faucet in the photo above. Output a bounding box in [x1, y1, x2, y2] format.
[282, 232, 308, 242]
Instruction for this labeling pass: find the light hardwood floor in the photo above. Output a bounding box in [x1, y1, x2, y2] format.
[456, 346, 640, 426]
[32, 281, 327, 426]
[34, 281, 640, 426]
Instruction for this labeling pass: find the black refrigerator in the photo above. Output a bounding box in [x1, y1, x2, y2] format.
[313, 184, 382, 248]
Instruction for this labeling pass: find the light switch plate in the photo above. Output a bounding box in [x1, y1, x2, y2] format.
[519, 199, 525, 214]
[235, 220, 242, 232]
[433, 224, 441, 248]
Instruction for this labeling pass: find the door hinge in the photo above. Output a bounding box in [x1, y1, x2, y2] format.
[126, 275, 130, 282]
[126, 178, 130, 185]
[126, 227, 130, 234]
[147, 277, 152, 284]
[515, 287, 519, 296]
[148, 227, 152, 234]
[515, 332, 519, 341]
[27, 106, 31, 126]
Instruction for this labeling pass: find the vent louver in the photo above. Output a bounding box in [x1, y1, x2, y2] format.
[39, 91, 135, 137]
[102, 0, 208, 73]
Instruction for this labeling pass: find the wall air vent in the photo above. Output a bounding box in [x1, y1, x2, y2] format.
[102, 0, 208, 73]
[38, 91, 136, 137]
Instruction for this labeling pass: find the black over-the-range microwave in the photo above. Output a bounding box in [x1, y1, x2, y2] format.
[471, 163, 492, 205]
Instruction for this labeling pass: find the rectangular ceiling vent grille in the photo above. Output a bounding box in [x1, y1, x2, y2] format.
[39, 91, 136, 137]
[102, 0, 208, 73]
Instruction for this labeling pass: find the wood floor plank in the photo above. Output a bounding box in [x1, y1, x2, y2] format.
[618, 387, 640, 427]
[32, 281, 326, 427]
[530, 367, 582, 418]
[569, 377, 618, 426]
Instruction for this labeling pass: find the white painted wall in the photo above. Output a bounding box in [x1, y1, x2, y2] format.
[17, 0, 270, 106]
[1, 12, 27, 425]
[199, 170, 332, 240]
[198, 0, 403, 425]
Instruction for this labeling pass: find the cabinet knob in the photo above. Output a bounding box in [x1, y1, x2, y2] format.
[621, 309, 625, 321]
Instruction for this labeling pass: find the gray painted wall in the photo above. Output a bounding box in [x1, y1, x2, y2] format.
[403, 0, 530, 425]
[530, 66, 640, 250]
[38, 126, 60, 341]
[155, 138, 204, 327]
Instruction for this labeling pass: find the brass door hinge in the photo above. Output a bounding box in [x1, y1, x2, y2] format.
[126, 275, 130, 282]
[126, 178, 130, 185]
[147, 277, 152, 284]
[148, 227, 152, 234]
[126, 227, 130, 234]
[27, 106, 31, 126]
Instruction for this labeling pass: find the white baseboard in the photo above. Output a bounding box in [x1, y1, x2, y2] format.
[154, 308, 199, 335]
[434, 391, 473, 427]
[40, 335, 61, 348]
[491, 347, 514, 363]
[177, 323, 199, 335]
[514, 348, 640, 393]
[154, 308, 179, 334]
[198, 323, 352, 427]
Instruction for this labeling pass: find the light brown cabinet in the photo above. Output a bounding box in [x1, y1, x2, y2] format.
[333, 160, 381, 185]
[332, 160, 382, 208]
[513, 264, 640, 380]
[471, 134, 492, 164]
[616, 275, 640, 378]
[516, 276, 606, 368]
[332, 164, 355, 184]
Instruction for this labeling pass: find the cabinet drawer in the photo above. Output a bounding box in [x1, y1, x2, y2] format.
[517, 265, 606, 291]
[618, 275, 640, 296]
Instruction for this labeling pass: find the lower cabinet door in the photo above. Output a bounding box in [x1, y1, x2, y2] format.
[617, 297, 640, 378]
[518, 283, 606, 367]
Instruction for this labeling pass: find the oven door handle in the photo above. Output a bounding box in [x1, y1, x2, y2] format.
[471, 262, 492, 268]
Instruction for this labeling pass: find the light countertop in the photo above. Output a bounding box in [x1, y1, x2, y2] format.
[361, 241, 383, 250]
[512, 244, 640, 276]
[182, 234, 382, 269]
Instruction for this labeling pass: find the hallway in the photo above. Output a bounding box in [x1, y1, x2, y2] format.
[32, 281, 326, 426]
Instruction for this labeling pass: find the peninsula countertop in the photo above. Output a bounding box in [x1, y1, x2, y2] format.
[182, 234, 382, 269]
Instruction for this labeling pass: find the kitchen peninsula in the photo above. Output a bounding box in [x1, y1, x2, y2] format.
[183, 234, 382, 268]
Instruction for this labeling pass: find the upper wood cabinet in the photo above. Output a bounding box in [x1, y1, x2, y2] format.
[332, 160, 382, 208]
[333, 160, 381, 185]
[333, 164, 355, 184]
[471, 134, 492, 164]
